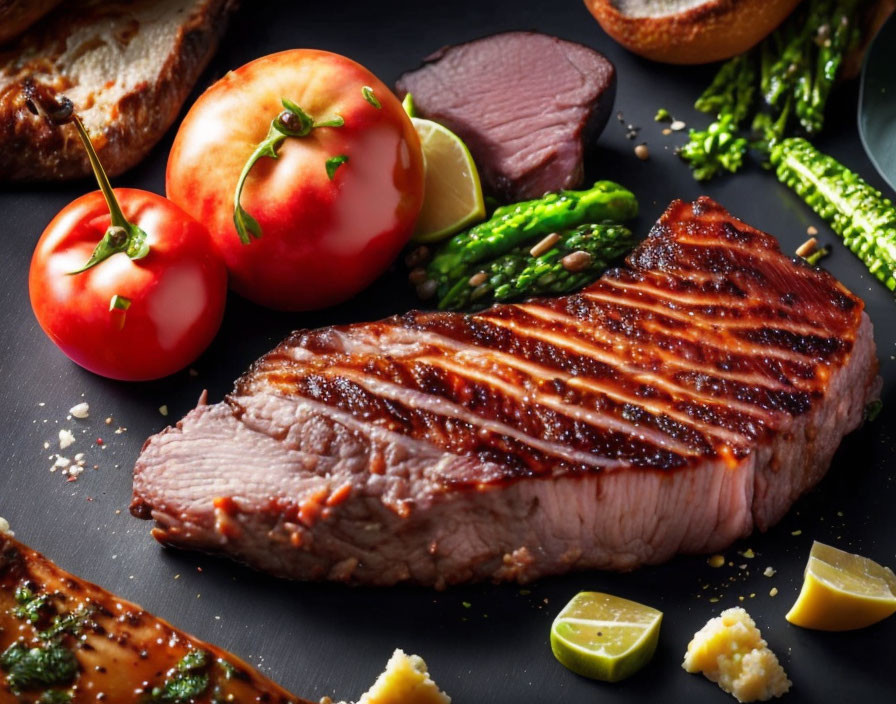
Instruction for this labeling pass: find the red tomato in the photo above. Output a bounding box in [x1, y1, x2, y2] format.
[166, 49, 424, 311]
[29, 189, 228, 381]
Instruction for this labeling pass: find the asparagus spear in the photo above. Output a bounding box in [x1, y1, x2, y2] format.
[437, 223, 634, 310]
[681, 0, 864, 179]
[772, 137, 896, 290]
[426, 181, 638, 289]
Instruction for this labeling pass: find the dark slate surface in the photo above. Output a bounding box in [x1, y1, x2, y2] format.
[1, 2, 894, 702]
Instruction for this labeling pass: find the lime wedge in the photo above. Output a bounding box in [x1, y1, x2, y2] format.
[410, 116, 485, 243]
[550, 591, 662, 682]
[785, 541, 896, 631]
[402, 92, 416, 117]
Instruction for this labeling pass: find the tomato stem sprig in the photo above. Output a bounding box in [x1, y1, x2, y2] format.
[23, 84, 149, 274]
[233, 99, 344, 244]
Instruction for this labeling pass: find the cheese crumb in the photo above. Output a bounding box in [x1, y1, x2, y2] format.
[357, 649, 451, 704]
[708, 554, 725, 568]
[69, 402, 90, 419]
[0, 517, 12, 536]
[58, 429, 76, 450]
[159, 405, 169, 417]
[683, 607, 790, 702]
[763, 567, 776, 578]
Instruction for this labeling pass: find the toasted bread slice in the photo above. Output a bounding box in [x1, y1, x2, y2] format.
[0, 0, 62, 45]
[0, 0, 236, 181]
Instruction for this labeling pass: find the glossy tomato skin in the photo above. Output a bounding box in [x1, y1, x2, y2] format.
[29, 189, 228, 381]
[166, 49, 424, 311]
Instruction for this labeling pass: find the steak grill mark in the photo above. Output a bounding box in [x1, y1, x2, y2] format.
[239, 198, 859, 479]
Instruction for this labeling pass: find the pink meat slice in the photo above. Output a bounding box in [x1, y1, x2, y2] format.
[395, 31, 617, 201]
[132, 197, 880, 588]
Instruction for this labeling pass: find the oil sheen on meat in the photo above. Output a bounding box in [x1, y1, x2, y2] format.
[132, 197, 880, 588]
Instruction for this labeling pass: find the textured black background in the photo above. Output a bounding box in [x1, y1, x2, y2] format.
[1, 1, 894, 702]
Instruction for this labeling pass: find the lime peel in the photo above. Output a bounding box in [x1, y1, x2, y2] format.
[550, 591, 662, 683]
[409, 117, 485, 243]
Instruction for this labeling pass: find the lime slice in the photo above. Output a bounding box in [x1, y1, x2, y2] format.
[410, 116, 485, 243]
[550, 591, 662, 682]
[402, 92, 416, 117]
[785, 541, 896, 631]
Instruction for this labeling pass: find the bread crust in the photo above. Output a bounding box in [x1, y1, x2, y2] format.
[584, 0, 802, 64]
[0, 0, 237, 182]
[0, 0, 62, 45]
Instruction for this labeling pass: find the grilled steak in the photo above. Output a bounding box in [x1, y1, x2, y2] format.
[395, 32, 616, 201]
[0, 533, 307, 702]
[132, 198, 880, 588]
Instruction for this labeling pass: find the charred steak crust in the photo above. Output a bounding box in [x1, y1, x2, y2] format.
[395, 31, 616, 202]
[132, 198, 880, 587]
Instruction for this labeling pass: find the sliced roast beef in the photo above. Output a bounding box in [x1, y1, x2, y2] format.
[395, 31, 616, 201]
[131, 198, 880, 588]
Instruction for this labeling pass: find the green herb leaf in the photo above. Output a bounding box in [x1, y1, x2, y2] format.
[325, 155, 349, 180]
[362, 86, 381, 109]
[654, 108, 671, 122]
[859, 13, 896, 193]
[147, 649, 212, 703]
[13, 593, 49, 623]
[0, 643, 78, 693]
[217, 658, 238, 679]
[39, 607, 93, 641]
[38, 690, 73, 703]
[109, 294, 131, 312]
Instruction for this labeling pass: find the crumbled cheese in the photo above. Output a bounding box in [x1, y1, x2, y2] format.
[69, 402, 90, 419]
[52, 455, 71, 471]
[683, 607, 791, 702]
[159, 405, 169, 417]
[59, 429, 76, 450]
[670, 119, 686, 131]
[763, 567, 776, 578]
[0, 517, 12, 536]
[708, 554, 726, 568]
[357, 649, 451, 704]
[769, 588, 778, 597]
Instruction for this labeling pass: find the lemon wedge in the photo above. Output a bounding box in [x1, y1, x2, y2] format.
[785, 541, 896, 631]
[550, 591, 662, 682]
[410, 116, 485, 243]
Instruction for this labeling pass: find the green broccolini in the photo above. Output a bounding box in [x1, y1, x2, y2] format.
[678, 115, 749, 181]
[771, 138, 896, 289]
[680, 0, 863, 179]
[426, 181, 638, 289]
[437, 223, 635, 310]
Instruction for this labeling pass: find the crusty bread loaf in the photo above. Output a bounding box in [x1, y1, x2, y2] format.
[0, 0, 236, 181]
[584, 0, 802, 64]
[0, 0, 62, 45]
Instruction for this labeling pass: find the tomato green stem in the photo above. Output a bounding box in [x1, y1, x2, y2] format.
[233, 98, 344, 244]
[65, 115, 149, 274]
[71, 117, 129, 231]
